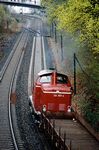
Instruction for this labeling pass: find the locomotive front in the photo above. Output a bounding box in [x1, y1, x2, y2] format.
[33, 70, 73, 117]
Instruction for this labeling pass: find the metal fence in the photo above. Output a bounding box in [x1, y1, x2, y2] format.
[40, 114, 71, 150]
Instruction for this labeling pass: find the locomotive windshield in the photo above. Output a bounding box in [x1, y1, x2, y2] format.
[56, 74, 68, 84]
[40, 75, 51, 83]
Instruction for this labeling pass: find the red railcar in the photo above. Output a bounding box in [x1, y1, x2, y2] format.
[30, 69, 73, 118]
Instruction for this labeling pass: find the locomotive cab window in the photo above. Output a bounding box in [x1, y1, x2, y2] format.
[40, 75, 51, 83]
[57, 74, 68, 84]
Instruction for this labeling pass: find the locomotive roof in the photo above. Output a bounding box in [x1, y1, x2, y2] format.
[38, 69, 66, 77]
[38, 70, 54, 76]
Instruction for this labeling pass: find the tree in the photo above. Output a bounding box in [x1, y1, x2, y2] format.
[0, 5, 12, 31]
[0, 5, 6, 28]
[41, 0, 99, 54]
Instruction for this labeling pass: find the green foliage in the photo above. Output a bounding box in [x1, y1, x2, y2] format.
[77, 98, 99, 131]
[79, 49, 99, 95]
[78, 96, 99, 132]
[88, 59, 99, 99]
[42, 0, 99, 54]
[0, 5, 15, 32]
[0, 5, 6, 25]
[58, 0, 99, 53]
[86, 110, 99, 131]
[76, 50, 99, 131]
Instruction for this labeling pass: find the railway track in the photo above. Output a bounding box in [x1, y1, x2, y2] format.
[29, 35, 46, 85]
[28, 35, 50, 149]
[0, 29, 29, 149]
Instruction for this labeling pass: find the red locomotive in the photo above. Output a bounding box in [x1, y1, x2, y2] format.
[29, 69, 73, 118]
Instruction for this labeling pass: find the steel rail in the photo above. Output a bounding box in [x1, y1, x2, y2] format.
[32, 36, 36, 87]
[28, 35, 46, 98]
[42, 36, 47, 69]
[28, 36, 36, 96]
[8, 32, 29, 150]
[41, 36, 44, 70]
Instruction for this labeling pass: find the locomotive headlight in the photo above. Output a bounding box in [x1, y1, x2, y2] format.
[42, 105, 46, 112]
[67, 106, 71, 112]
